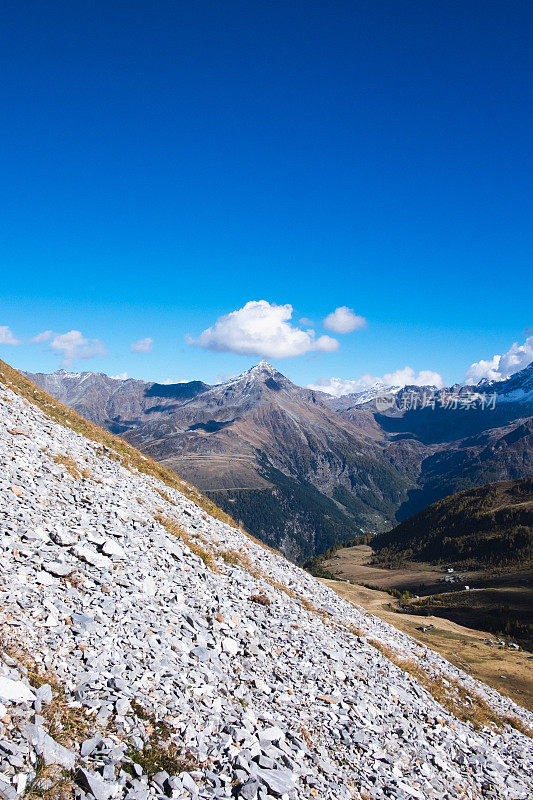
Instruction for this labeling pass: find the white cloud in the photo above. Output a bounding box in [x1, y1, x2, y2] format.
[309, 366, 444, 397]
[0, 326, 21, 345]
[131, 337, 154, 353]
[49, 330, 106, 367]
[31, 330, 53, 343]
[308, 376, 377, 396]
[323, 306, 366, 334]
[188, 300, 339, 358]
[463, 356, 501, 384]
[464, 335, 533, 384]
[111, 372, 128, 380]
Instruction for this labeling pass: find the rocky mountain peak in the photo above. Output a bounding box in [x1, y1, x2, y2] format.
[239, 360, 283, 380]
[251, 359, 277, 372]
[212, 360, 293, 397]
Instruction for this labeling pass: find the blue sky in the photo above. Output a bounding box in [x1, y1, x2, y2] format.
[1, 1, 532, 391]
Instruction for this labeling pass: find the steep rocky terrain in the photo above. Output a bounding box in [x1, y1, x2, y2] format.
[1, 364, 532, 799]
[26, 362, 533, 561]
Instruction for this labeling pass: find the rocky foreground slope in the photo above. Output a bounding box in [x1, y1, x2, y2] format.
[0, 373, 532, 800]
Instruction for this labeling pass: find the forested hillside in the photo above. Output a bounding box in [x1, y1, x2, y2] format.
[372, 479, 533, 570]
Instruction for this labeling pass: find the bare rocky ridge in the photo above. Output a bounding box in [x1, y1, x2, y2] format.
[23, 370, 210, 434]
[0, 368, 532, 799]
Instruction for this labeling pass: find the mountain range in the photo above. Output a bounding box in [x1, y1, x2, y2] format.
[26, 360, 533, 561]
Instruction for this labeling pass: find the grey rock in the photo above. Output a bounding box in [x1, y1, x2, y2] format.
[222, 637, 239, 656]
[0, 677, 35, 703]
[101, 539, 126, 559]
[35, 683, 53, 704]
[239, 778, 260, 800]
[72, 544, 112, 569]
[181, 772, 198, 794]
[256, 767, 296, 796]
[26, 723, 75, 769]
[81, 735, 104, 757]
[42, 561, 72, 577]
[76, 768, 115, 800]
[49, 528, 77, 546]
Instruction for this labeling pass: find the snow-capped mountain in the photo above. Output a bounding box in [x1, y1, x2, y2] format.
[471, 362, 533, 404]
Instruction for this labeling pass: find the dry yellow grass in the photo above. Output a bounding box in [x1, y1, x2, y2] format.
[156, 516, 220, 573]
[24, 761, 74, 800]
[61, 571, 85, 589]
[154, 487, 176, 505]
[218, 549, 245, 566]
[52, 453, 84, 480]
[346, 623, 365, 638]
[248, 593, 271, 606]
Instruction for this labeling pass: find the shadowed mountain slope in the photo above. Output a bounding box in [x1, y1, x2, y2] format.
[372, 478, 533, 570]
[24, 368, 210, 433]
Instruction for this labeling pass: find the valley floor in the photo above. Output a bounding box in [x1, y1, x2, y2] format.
[322, 543, 533, 647]
[322, 545, 447, 593]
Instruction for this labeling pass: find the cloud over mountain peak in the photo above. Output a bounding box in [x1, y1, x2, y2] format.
[187, 300, 339, 358]
[464, 335, 533, 384]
